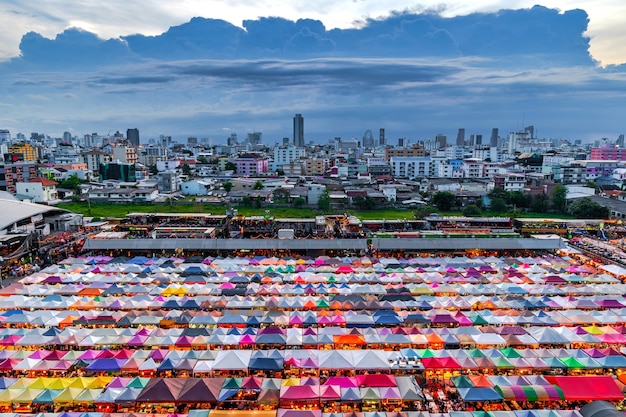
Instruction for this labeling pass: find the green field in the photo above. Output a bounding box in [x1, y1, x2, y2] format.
[58, 201, 571, 221]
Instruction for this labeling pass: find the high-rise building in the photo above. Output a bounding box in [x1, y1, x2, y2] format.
[398, 138, 405, 148]
[0, 130, 10, 143]
[435, 134, 447, 149]
[293, 113, 304, 147]
[127, 128, 140, 147]
[475, 134, 483, 146]
[227, 133, 238, 147]
[247, 131, 262, 146]
[362, 129, 375, 148]
[617, 134, 625, 148]
[379, 128, 386, 146]
[63, 131, 73, 144]
[490, 128, 499, 147]
[456, 128, 465, 146]
[524, 125, 535, 139]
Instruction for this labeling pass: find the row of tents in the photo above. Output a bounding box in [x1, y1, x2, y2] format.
[2, 347, 626, 373]
[0, 375, 621, 405]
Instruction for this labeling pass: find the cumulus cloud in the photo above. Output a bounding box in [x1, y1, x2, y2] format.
[0, 5, 623, 141]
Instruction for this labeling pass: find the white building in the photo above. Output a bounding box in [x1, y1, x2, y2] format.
[181, 179, 213, 196]
[15, 178, 60, 204]
[461, 159, 483, 178]
[273, 146, 305, 171]
[390, 157, 431, 179]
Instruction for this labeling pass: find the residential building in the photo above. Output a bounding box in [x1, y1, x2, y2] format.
[461, 159, 484, 178]
[52, 143, 81, 164]
[273, 145, 305, 171]
[157, 171, 181, 193]
[111, 144, 138, 164]
[390, 157, 431, 179]
[305, 159, 326, 176]
[82, 150, 111, 173]
[87, 188, 158, 203]
[494, 173, 526, 192]
[15, 177, 59, 204]
[231, 154, 269, 176]
[0, 162, 37, 192]
[7, 142, 38, 161]
[591, 144, 626, 161]
[385, 144, 426, 161]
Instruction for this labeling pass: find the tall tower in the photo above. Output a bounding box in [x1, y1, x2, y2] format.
[293, 114, 304, 147]
[127, 128, 140, 147]
[379, 128, 386, 146]
[435, 134, 447, 149]
[456, 128, 465, 146]
[490, 128, 499, 147]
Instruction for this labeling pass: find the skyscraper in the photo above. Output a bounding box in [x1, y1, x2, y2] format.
[127, 128, 140, 147]
[435, 134, 447, 149]
[490, 128, 499, 147]
[456, 128, 465, 146]
[293, 114, 304, 147]
[379, 128, 386, 146]
[363, 129, 375, 148]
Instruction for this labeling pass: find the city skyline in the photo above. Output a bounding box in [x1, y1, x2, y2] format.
[1, 2, 626, 143]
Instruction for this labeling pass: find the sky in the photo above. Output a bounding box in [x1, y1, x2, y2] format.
[1, 1, 626, 144]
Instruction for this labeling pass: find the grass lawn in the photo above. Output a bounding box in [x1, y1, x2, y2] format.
[58, 201, 572, 221]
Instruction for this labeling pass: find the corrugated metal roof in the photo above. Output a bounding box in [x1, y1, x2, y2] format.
[0, 197, 68, 232]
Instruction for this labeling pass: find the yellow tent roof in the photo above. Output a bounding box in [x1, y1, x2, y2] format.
[74, 388, 103, 403]
[13, 388, 44, 404]
[53, 388, 85, 403]
[47, 378, 74, 390]
[0, 389, 23, 405]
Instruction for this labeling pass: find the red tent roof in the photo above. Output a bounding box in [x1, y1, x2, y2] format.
[546, 376, 624, 401]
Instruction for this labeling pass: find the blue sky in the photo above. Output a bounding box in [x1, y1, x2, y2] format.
[1, 1, 625, 144]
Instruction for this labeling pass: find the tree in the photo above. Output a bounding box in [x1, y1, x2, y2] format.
[223, 181, 233, 192]
[567, 198, 610, 219]
[462, 204, 482, 217]
[273, 188, 291, 204]
[551, 184, 568, 213]
[353, 195, 376, 210]
[506, 191, 530, 209]
[430, 191, 458, 212]
[58, 174, 83, 194]
[224, 161, 237, 172]
[253, 180, 264, 190]
[182, 164, 192, 177]
[148, 164, 158, 175]
[531, 194, 549, 213]
[490, 197, 508, 213]
[318, 189, 330, 212]
[488, 188, 508, 200]
[293, 197, 305, 208]
[241, 196, 252, 207]
[413, 205, 438, 219]
[254, 195, 263, 208]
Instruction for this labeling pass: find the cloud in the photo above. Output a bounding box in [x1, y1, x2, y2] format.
[0, 5, 622, 142]
[2, 5, 595, 70]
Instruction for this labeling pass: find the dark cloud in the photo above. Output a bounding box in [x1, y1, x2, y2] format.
[16, 28, 132, 69]
[3, 5, 596, 70]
